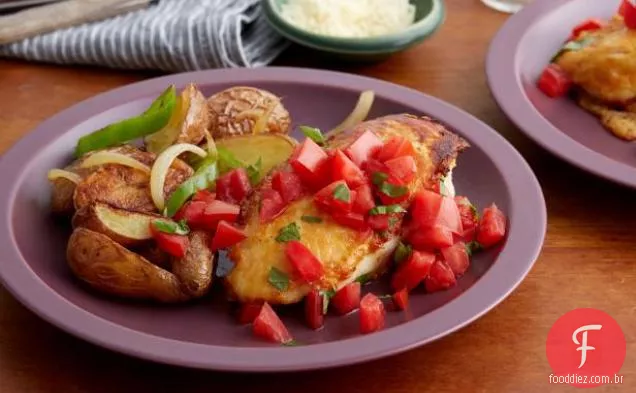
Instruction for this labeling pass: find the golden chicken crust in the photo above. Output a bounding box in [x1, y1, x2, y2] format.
[226, 114, 468, 305]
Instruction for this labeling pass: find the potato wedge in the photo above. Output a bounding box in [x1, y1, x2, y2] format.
[72, 203, 170, 247]
[67, 228, 189, 302]
[170, 231, 214, 298]
[215, 134, 297, 177]
[207, 86, 291, 138]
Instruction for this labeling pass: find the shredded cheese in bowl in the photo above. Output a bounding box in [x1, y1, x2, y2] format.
[280, 0, 416, 38]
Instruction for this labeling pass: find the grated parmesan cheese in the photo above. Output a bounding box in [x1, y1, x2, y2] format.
[280, 0, 416, 38]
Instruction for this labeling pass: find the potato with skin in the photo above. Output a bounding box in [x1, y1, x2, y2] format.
[207, 86, 291, 139]
[170, 231, 214, 298]
[215, 134, 297, 177]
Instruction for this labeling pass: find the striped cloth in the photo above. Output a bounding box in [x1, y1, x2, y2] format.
[0, 0, 289, 72]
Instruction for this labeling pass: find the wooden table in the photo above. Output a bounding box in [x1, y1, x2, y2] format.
[0, 1, 634, 392]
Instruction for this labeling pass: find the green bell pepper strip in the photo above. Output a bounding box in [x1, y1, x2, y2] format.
[74, 85, 177, 158]
[164, 157, 218, 217]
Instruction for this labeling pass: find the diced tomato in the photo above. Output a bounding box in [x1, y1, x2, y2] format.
[237, 302, 263, 325]
[362, 158, 389, 180]
[215, 172, 234, 204]
[424, 260, 457, 293]
[441, 242, 470, 277]
[252, 303, 293, 344]
[359, 293, 385, 334]
[305, 289, 324, 330]
[345, 130, 383, 167]
[216, 168, 251, 204]
[571, 18, 604, 39]
[410, 190, 463, 234]
[210, 221, 247, 251]
[290, 138, 329, 187]
[406, 225, 454, 250]
[331, 150, 366, 188]
[392, 288, 409, 311]
[272, 170, 303, 204]
[620, 0, 629, 16]
[391, 250, 436, 291]
[384, 155, 417, 183]
[173, 200, 207, 227]
[367, 214, 390, 231]
[260, 188, 286, 223]
[284, 241, 324, 283]
[200, 200, 240, 230]
[331, 282, 361, 315]
[476, 204, 507, 248]
[624, 0, 636, 29]
[455, 196, 478, 241]
[314, 180, 354, 213]
[192, 190, 216, 204]
[352, 184, 376, 214]
[149, 223, 189, 258]
[374, 136, 416, 162]
[537, 64, 572, 98]
[332, 211, 368, 231]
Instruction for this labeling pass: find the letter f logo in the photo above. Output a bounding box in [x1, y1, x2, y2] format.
[572, 324, 603, 369]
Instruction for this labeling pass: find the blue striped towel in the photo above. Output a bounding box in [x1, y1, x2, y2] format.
[0, 0, 289, 72]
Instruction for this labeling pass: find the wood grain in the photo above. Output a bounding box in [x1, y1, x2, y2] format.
[0, 1, 634, 392]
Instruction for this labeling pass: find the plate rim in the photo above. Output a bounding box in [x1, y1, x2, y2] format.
[486, 0, 636, 189]
[0, 67, 546, 372]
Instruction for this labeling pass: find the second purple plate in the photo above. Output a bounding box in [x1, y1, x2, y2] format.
[0, 68, 545, 372]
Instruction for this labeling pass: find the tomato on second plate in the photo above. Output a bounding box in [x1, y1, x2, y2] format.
[455, 196, 478, 241]
[359, 293, 385, 334]
[260, 188, 286, 223]
[272, 170, 303, 204]
[331, 149, 366, 189]
[285, 241, 324, 283]
[192, 190, 216, 203]
[149, 223, 189, 258]
[314, 180, 354, 213]
[384, 155, 417, 183]
[537, 64, 572, 98]
[345, 130, 384, 167]
[237, 302, 263, 325]
[476, 204, 507, 248]
[305, 289, 325, 330]
[392, 288, 409, 311]
[406, 224, 454, 250]
[410, 190, 463, 234]
[352, 184, 376, 214]
[252, 303, 293, 344]
[391, 250, 436, 291]
[201, 200, 240, 230]
[424, 260, 457, 293]
[331, 282, 361, 315]
[570, 18, 604, 39]
[374, 136, 416, 162]
[441, 241, 470, 277]
[210, 220, 247, 251]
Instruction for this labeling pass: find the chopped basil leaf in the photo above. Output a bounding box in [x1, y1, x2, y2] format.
[299, 125, 326, 146]
[372, 172, 389, 186]
[301, 215, 323, 223]
[282, 339, 300, 347]
[152, 219, 189, 235]
[332, 184, 351, 202]
[246, 157, 262, 185]
[466, 241, 483, 257]
[321, 292, 331, 314]
[355, 273, 372, 284]
[217, 146, 244, 174]
[276, 222, 301, 243]
[551, 36, 595, 62]
[268, 267, 289, 291]
[394, 241, 412, 264]
[368, 204, 406, 215]
[379, 182, 408, 198]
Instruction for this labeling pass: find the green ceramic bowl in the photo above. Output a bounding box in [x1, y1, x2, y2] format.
[263, 0, 445, 61]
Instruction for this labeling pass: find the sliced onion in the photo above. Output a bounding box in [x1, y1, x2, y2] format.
[328, 90, 375, 136]
[47, 169, 82, 184]
[79, 151, 151, 173]
[252, 98, 280, 134]
[203, 128, 217, 160]
[150, 143, 207, 211]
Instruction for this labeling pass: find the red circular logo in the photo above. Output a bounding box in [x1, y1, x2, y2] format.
[546, 308, 626, 388]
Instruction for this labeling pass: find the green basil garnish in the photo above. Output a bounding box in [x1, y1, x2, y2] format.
[394, 241, 412, 264]
[368, 205, 406, 215]
[333, 184, 351, 202]
[152, 219, 189, 235]
[276, 222, 301, 243]
[268, 267, 289, 291]
[299, 125, 326, 146]
[301, 215, 323, 223]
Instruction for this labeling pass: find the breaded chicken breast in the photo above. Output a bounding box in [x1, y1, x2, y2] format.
[225, 114, 468, 305]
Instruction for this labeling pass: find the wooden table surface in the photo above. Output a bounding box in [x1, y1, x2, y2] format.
[0, 1, 634, 392]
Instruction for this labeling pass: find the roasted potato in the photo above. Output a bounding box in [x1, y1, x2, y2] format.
[72, 203, 170, 247]
[67, 228, 215, 302]
[145, 83, 209, 154]
[207, 86, 291, 138]
[215, 134, 297, 177]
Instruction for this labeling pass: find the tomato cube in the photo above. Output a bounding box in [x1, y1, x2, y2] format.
[476, 204, 507, 248]
[173, 200, 207, 227]
[149, 224, 189, 259]
[216, 168, 251, 204]
[331, 282, 361, 315]
[332, 150, 366, 188]
[359, 293, 385, 334]
[305, 289, 325, 330]
[623, 0, 636, 28]
[374, 136, 416, 162]
[455, 196, 478, 235]
[332, 211, 368, 231]
[290, 138, 329, 187]
[571, 18, 604, 39]
[210, 221, 247, 251]
[272, 170, 303, 204]
[367, 214, 390, 231]
[392, 288, 409, 311]
[424, 260, 457, 292]
[345, 130, 384, 167]
[441, 242, 470, 277]
[391, 250, 436, 291]
[314, 180, 354, 213]
[410, 190, 462, 234]
[537, 64, 572, 98]
[384, 155, 417, 184]
[201, 200, 240, 230]
[252, 303, 293, 344]
[237, 302, 263, 325]
[192, 190, 216, 204]
[352, 184, 376, 214]
[285, 241, 324, 283]
[260, 188, 286, 223]
[406, 225, 454, 250]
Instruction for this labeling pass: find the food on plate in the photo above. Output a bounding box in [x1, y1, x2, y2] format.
[538, 2, 636, 140]
[48, 83, 508, 345]
[207, 86, 291, 139]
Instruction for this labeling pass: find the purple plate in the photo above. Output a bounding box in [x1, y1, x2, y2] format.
[487, 0, 636, 188]
[0, 68, 545, 372]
